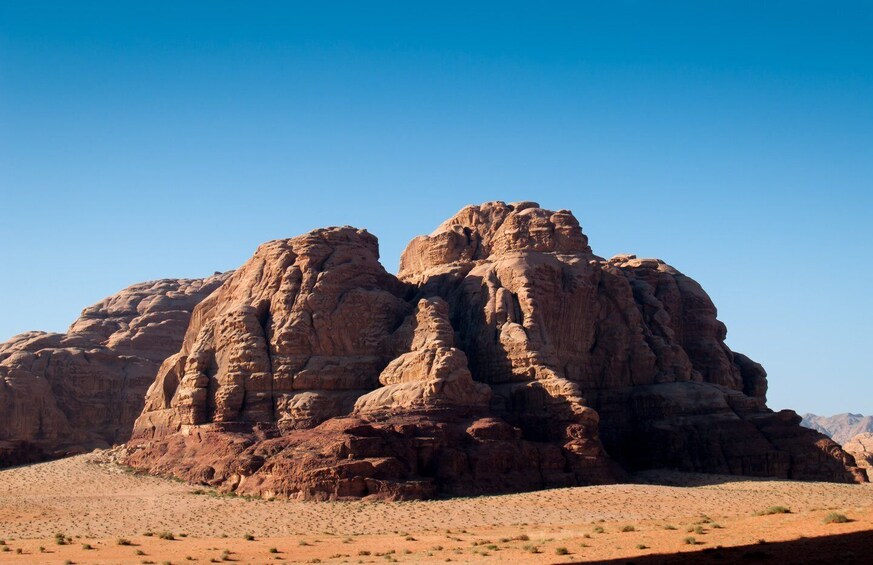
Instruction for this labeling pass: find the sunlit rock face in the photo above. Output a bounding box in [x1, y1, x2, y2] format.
[0, 274, 229, 467]
[122, 202, 866, 500]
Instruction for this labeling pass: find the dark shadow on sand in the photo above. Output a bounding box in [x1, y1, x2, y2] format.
[565, 529, 873, 564]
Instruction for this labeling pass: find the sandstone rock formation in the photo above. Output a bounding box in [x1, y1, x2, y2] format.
[801, 413, 873, 445]
[843, 433, 873, 471]
[0, 274, 228, 466]
[123, 202, 866, 499]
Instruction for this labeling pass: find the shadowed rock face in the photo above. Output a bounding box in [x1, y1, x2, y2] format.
[0, 274, 229, 466]
[123, 202, 866, 499]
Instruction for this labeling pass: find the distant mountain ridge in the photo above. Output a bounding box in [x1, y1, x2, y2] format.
[801, 413, 873, 445]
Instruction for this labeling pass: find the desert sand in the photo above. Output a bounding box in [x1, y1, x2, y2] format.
[1, 453, 872, 563]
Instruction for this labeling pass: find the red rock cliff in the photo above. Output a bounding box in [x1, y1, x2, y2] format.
[122, 202, 865, 498]
[0, 274, 228, 466]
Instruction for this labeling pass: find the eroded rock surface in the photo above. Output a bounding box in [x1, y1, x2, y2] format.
[0, 275, 228, 466]
[844, 433, 873, 470]
[123, 202, 865, 498]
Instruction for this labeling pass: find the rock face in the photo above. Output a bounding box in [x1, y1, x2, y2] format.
[0, 274, 228, 467]
[801, 413, 873, 445]
[123, 202, 866, 499]
[844, 433, 873, 471]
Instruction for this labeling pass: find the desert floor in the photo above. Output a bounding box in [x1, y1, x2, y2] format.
[0, 453, 871, 564]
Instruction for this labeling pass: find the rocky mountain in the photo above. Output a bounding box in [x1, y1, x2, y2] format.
[801, 413, 873, 445]
[121, 201, 866, 499]
[0, 274, 229, 467]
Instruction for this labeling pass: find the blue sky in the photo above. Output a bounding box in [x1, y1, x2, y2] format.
[1, 2, 871, 415]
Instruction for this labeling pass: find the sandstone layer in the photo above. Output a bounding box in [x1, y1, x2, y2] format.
[123, 202, 865, 499]
[0, 274, 228, 466]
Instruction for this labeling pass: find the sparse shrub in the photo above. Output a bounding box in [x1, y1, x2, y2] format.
[136, 549, 146, 555]
[514, 534, 530, 541]
[405, 535, 416, 541]
[358, 550, 371, 556]
[55, 532, 68, 545]
[486, 544, 498, 550]
[824, 512, 850, 524]
[117, 538, 133, 546]
[269, 547, 279, 553]
[158, 531, 175, 540]
[82, 543, 94, 550]
[555, 546, 569, 555]
[636, 544, 648, 549]
[244, 533, 255, 541]
[593, 526, 605, 534]
[621, 525, 635, 532]
[39, 546, 45, 552]
[664, 524, 677, 530]
[756, 506, 790, 516]
[298, 540, 311, 546]
[522, 544, 540, 553]
[683, 536, 697, 545]
[694, 525, 705, 535]
[1, 546, 10, 552]
[15, 548, 22, 554]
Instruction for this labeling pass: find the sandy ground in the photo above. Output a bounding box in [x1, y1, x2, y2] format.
[0, 453, 871, 564]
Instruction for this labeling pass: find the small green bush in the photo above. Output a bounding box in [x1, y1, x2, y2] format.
[555, 546, 569, 555]
[117, 538, 132, 546]
[683, 536, 697, 545]
[158, 531, 175, 540]
[621, 525, 635, 532]
[823, 512, 850, 524]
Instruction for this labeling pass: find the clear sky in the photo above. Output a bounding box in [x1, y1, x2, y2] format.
[1, 2, 871, 415]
